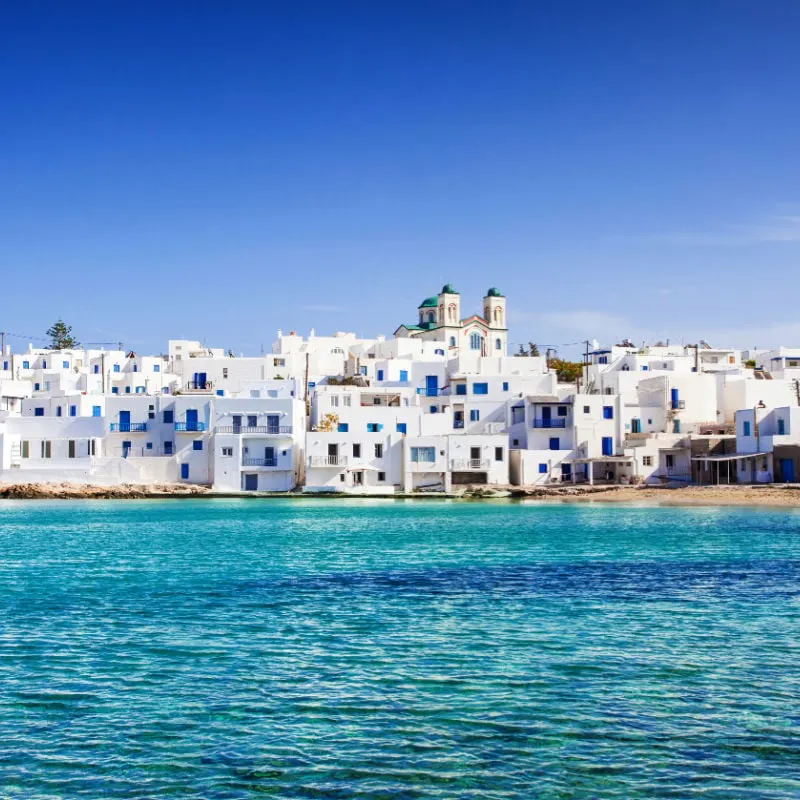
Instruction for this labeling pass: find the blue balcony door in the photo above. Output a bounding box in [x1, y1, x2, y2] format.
[181, 463, 189, 480]
[186, 409, 198, 431]
[264, 446, 275, 465]
[425, 375, 438, 397]
[267, 414, 279, 433]
[232, 415, 242, 434]
[542, 406, 552, 425]
[122, 440, 131, 458]
[780, 458, 795, 483]
[193, 372, 207, 388]
[601, 436, 613, 456]
[119, 410, 130, 432]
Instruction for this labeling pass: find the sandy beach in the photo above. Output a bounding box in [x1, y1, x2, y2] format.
[2, 481, 800, 507]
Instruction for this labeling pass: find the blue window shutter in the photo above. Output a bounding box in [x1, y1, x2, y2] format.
[549, 437, 560, 450]
[538, 463, 548, 474]
[473, 383, 488, 395]
[377, 370, 384, 381]
[62, 360, 69, 369]
[338, 423, 349, 432]
[502, 382, 509, 391]
[34, 407, 44, 417]
[56, 407, 62, 417]
[603, 406, 613, 419]
[396, 423, 407, 434]
[180, 464, 189, 480]
[70, 405, 76, 416]
[113, 364, 120, 372]
[193, 440, 203, 451]
[456, 384, 466, 395]
[154, 364, 160, 372]
[399, 370, 408, 382]
[112, 387, 119, 394]
[22, 361, 29, 369]
[92, 405, 101, 417]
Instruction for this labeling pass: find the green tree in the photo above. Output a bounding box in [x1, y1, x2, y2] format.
[548, 357, 583, 383]
[46, 320, 79, 350]
[528, 342, 540, 357]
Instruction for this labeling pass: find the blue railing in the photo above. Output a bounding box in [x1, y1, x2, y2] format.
[242, 457, 277, 467]
[532, 418, 566, 429]
[416, 387, 446, 397]
[453, 420, 465, 429]
[110, 422, 148, 432]
[175, 421, 206, 432]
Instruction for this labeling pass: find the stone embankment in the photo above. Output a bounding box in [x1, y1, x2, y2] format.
[0, 482, 211, 500]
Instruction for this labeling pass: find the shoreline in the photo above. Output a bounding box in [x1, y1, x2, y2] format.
[2, 482, 800, 508]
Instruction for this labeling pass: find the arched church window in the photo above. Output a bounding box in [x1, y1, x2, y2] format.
[469, 333, 481, 351]
[449, 336, 456, 347]
[493, 307, 503, 324]
[448, 303, 456, 322]
[495, 338, 502, 350]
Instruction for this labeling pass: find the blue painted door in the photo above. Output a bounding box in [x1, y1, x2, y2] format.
[122, 440, 131, 458]
[780, 458, 795, 483]
[119, 410, 130, 432]
[186, 408, 198, 431]
[232, 415, 241, 433]
[670, 388, 680, 410]
[602, 436, 613, 456]
[425, 375, 438, 397]
[244, 474, 258, 491]
[264, 446, 276, 465]
[267, 414, 279, 433]
[180, 463, 189, 480]
[542, 406, 552, 426]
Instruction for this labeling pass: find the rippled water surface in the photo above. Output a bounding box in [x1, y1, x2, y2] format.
[1, 499, 799, 799]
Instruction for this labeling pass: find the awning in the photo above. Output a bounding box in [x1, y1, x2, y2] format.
[690, 452, 770, 462]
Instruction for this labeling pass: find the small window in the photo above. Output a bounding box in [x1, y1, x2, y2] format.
[399, 370, 408, 382]
[153, 364, 160, 372]
[34, 383, 40, 391]
[93, 364, 99, 374]
[21, 441, 30, 458]
[22, 360, 30, 369]
[470, 409, 480, 422]
[410, 446, 435, 463]
[337, 423, 349, 432]
[113, 364, 120, 373]
[583, 405, 590, 414]
[538, 463, 547, 474]
[367, 423, 383, 432]
[353, 443, 361, 458]
[778, 418, 786, 435]
[68, 440, 76, 459]
[449, 336, 456, 347]
[469, 333, 481, 350]
[163, 409, 174, 424]
[41, 361, 47, 369]
[374, 443, 383, 458]
[41, 440, 52, 458]
[148, 406, 155, 419]
[666, 454, 675, 469]
[641, 365, 648, 371]
[495, 338, 502, 350]
[360, 366, 368, 375]
[146, 442, 153, 450]
[222, 447, 233, 457]
[111, 387, 119, 394]
[549, 437, 560, 451]
[125, 387, 131, 394]
[340, 473, 346, 482]
[164, 441, 174, 455]
[502, 382, 509, 391]
[642, 456, 653, 467]
[377, 370, 384, 381]
[512, 439, 519, 446]
[495, 447, 503, 461]
[377, 471, 386, 482]
[396, 423, 407, 434]
[62, 360, 69, 369]
[223, 368, 229, 379]
[603, 406, 613, 419]
[429, 406, 437, 414]
[132, 364, 138, 372]
[193, 440, 203, 451]
[56, 406, 62, 417]
[473, 382, 488, 395]
[69, 405, 77, 417]
[92, 405, 101, 417]
[330, 396, 339, 407]
[743, 420, 751, 436]
[456, 384, 467, 396]
[34, 407, 44, 417]
[557, 406, 567, 417]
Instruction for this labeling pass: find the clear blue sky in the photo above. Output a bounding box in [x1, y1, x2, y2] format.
[3, 1, 800, 356]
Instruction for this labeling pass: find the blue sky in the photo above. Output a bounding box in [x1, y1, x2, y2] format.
[3, 1, 800, 356]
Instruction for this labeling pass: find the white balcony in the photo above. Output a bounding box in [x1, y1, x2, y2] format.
[451, 458, 491, 471]
[308, 455, 348, 467]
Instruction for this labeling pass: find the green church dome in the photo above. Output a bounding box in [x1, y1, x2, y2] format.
[418, 296, 438, 308]
[441, 283, 458, 294]
[486, 287, 504, 297]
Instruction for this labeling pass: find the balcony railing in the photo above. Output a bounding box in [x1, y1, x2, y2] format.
[532, 418, 566, 428]
[416, 387, 447, 397]
[453, 420, 465, 429]
[186, 381, 212, 391]
[174, 422, 207, 432]
[451, 458, 491, 471]
[215, 425, 292, 435]
[109, 422, 148, 432]
[308, 455, 348, 467]
[242, 457, 277, 467]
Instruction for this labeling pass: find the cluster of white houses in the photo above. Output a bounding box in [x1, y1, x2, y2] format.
[2, 285, 800, 493]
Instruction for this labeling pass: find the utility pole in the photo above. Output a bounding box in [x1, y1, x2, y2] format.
[0, 331, 5, 357]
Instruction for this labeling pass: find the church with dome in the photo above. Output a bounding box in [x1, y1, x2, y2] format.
[394, 284, 508, 356]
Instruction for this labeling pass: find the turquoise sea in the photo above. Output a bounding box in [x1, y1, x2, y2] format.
[0, 499, 798, 799]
